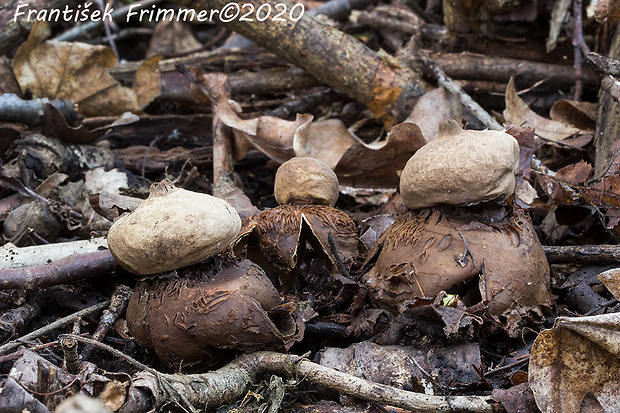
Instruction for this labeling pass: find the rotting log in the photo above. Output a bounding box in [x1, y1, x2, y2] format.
[167, 0, 428, 126]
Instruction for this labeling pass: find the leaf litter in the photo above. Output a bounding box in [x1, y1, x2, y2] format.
[2, 0, 620, 412]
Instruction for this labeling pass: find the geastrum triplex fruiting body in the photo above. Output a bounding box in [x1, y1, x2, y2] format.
[363, 120, 553, 335]
[235, 157, 364, 288]
[108, 180, 304, 369]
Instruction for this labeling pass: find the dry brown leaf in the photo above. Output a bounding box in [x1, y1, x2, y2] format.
[550, 100, 597, 130]
[503, 78, 582, 141]
[198, 73, 424, 187]
[147, 20, 202, 58]
[598, 268, 620, 300]
[13, 21, 159, 117]
[555, 160, 592, 186]
[134, 54, 162, 109]
[405, 87, 463, 142]
[334, 122, 426, 188]
[529, 313, 620, 412]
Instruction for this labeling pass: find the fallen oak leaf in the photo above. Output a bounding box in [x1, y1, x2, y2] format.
[13, 21, 160, 117]
[529, 313, 620, 412]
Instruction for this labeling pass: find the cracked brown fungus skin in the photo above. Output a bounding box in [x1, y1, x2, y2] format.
[126, 255, 305, 369]
[107, 179, 241, 275]
[274, 157, 339, 207]
[362, 205, 553, 336]
[235, 205, 362, 280]
[400, 120, 519, 209]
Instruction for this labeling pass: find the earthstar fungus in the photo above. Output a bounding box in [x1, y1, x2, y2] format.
[363, 121, 553, 336]
[235, 157, 363, 285]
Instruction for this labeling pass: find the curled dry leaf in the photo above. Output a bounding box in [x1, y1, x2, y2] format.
[503, 78, 584, 142]
[598, 268, 620, 300]
[126, 256, 305, 369]
[362, 205, 553, 336]
[40, 104, 140, 144]
[334, 122, 426, 188]
[529, 313, 620, 412]
[197, 72, 426, 188]
[13, 21, 160, 117]
[550, 100, 597, 131]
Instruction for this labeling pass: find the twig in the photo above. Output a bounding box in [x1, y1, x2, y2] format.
[417, 51, 503, 130]
[0, 301, 109, 356]
[543, 245, 620, 264]
[484, 356, 529, 376]
[327, 232, 351, 278]
[0, 250, 119, 290]
[60, 334, 155, 374]
[572, 0, 590, 101]
[61, 337, 80, 374]
[80, 284, 133, 361]
[126, 352, 499, 412]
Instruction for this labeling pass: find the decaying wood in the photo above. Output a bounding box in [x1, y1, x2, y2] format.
[544, 245, 620, 264]
[168, 0, 428, 125]
[0, 249, 118, 290]
[0, 238, 108, 269]
[425, 51, 597, 89]
[0, 297, 42, 343]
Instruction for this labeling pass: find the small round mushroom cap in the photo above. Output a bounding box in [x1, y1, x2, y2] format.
[107, 180, 241, 275]
[274, 157, 339, 206]
[400, 120, 519, 209]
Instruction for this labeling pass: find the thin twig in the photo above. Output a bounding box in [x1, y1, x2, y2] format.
[60, 334, 156, 374]
[417, 51, 503, 130]
[327, 232, 351, 278]
[0, 301, 109, 356]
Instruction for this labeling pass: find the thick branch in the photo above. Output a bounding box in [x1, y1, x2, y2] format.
[0, 249, 119, 290]
[544, 245, 620, 264]
[167, 0, 427, 124]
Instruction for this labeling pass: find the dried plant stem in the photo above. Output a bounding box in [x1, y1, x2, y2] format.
[124, 352, 499, 412]
[80, 285, 133, 362]
[0, 301, 109, 356]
